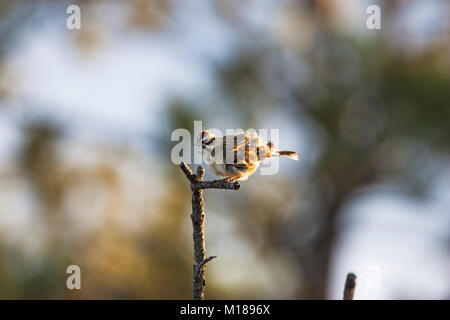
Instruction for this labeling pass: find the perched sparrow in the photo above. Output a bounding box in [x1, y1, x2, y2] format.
[197, 130, 298, 181]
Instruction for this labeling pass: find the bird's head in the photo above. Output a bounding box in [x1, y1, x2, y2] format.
[197, 130, 216, 151]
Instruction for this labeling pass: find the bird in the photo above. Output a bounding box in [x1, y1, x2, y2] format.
[196, 130, 298, 181]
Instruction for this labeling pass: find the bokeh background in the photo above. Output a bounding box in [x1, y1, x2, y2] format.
[0, 0, 449, 299]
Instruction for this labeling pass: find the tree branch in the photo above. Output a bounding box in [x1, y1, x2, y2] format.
[180, 161, 200, 184]
[343, 273, 357, 300]
[179, 162, 240, 300]
[192, 179, 240, 190]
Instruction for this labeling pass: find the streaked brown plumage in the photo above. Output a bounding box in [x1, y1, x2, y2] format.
[197, 130, 298, 181]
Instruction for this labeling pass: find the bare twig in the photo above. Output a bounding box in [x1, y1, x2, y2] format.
[192, 179, 240, 190]
[343, 273, 357, 300]
[179, 161, 240, 300]
[194, 256, 217, 279]
[180, 161, 200, 184]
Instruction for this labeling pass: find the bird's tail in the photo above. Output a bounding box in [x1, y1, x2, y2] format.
[275, 150, 299, 160]
[266, 142, 299, 161]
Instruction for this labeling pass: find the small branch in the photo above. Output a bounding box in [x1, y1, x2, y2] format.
[194, 256, 217, 279]
[179, 162, 240, 300]
[343, 273, 357, 300]
[180, 161, 200, 184]
[192, 179, 240, 190]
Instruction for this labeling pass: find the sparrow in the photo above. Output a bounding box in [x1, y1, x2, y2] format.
[196, 130, 298, 181]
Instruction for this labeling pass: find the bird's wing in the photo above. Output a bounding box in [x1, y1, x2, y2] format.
[217, 132, 262, 166]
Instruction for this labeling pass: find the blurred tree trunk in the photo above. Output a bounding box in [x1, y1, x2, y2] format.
[298, 202, 340, 299]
